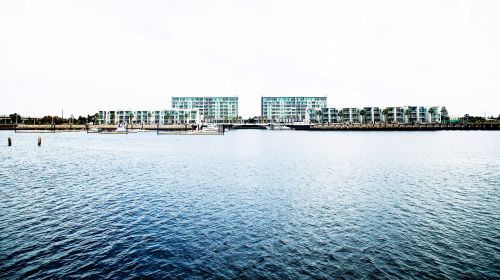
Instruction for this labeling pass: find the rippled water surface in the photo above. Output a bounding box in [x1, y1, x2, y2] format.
[1, 130, 499, 279]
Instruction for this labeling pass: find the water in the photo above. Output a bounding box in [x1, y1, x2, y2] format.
[0, 130, 499, 279]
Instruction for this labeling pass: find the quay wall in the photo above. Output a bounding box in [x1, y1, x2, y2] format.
[1, 123, 499, 131]
[0, 124, 196, 131]
[291, 123, 500, 131]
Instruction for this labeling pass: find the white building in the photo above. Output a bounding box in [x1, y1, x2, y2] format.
[98, 109, 201, 125]
[306, 106, 444, 124]
[172, 96, 238, 123]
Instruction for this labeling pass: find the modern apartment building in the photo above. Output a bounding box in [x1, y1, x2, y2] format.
[261, 96, 328, 123]
[98, 109, 201, 125]
[384, 107, 405, 123]
[171, 96, 238, 123]
[306, 106, 444, 124]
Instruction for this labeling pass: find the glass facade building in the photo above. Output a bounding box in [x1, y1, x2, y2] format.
[171, 97, 239, 123]
[261, 96, 328, 123]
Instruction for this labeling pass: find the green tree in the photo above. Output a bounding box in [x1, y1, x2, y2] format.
[428, 108, 435, 123]
[9, 113, 22, 124]
[129, 112, 134, 124]
[147, 112, 152, 124]
[404, 109, 412, 124]
[165, 113, 171, 125]
[338, 110, 345, 123]
[359, 110, 366, 124]
[382, 108, 389, 123]
[316, 110, 323, 124]
[440, 107, 448, 124]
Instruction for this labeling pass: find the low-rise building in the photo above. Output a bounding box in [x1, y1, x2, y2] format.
[306, 106, 444, 124]
[98, 109, 201, 125]
[0, 115, 13, 124]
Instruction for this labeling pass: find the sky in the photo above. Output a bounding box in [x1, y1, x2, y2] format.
[1, 0, 499, 118]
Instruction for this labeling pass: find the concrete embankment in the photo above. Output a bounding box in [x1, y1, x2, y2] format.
[290, 123, 500, 131]
[0, 124, 197, 131]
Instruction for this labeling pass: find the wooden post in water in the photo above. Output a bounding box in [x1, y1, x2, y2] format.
[8, 137, 11, 146]
[157, 123, 159, 135]
[38, 136, 41, 146]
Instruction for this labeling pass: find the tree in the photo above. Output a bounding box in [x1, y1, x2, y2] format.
[77, 116, 87, 124]
[165, 113, 171, 125]
[184, 113, 189, 129]
[129, 112, 134, 124]
[440, 107, 449, 124]
[338, 110, 345, 123]
[359, 110, 366, 124]
[85, 114, 99, 124]
[316, 110, 323, 124]
[382, 108, 389, 123]
[428, 108, 435, 123]
[147, 112, 152, 124]
[404, 109, 412, 124]
[9, 113, 22, 124]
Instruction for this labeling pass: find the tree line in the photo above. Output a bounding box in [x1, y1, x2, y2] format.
[3, 113, 99, 125]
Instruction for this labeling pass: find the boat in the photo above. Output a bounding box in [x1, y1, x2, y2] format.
[232, 124, 267, 129]
[202, 124, 221, 132]
[268, 124, 291, 130]
[99, 124, 128, 134]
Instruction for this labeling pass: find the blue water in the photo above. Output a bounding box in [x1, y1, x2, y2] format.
[0, 130, 499, 279]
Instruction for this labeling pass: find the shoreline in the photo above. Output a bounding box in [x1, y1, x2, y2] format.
[1, 122, 499, 131]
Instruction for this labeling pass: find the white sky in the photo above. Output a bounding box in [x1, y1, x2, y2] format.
[1, 0, 499, 118]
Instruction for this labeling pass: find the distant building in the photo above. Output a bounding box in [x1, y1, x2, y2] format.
[306, 106, 444, 124]
[0, 115, 39, 125]
[98, 109, 201, 125]
[171, 96, 238, 123]
[261, 96, 327, 123]
[0, 115, 13, 124]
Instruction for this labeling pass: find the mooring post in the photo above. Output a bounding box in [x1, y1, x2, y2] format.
[8, 137, 12, 146]
[157, 123, 159, 135]
[38, 136, 41, 146]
